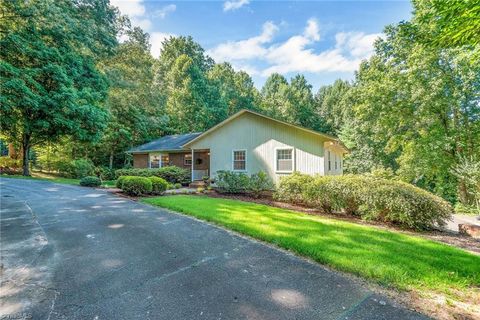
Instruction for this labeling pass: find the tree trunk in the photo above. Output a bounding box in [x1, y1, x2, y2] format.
[22, 133, 31, 176]
[109, 151, 114, 169]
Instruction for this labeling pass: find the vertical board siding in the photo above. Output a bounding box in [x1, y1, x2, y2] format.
[188, 113, 334, 183]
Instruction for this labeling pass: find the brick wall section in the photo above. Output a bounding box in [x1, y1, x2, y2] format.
[169, 152, 190, 169]
[133, 152, 210, 171]
[169, 151, 209, 171]
[133, 153, 149, 168]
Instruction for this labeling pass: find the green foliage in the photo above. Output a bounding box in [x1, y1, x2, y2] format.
[275, 173, 453, 230]
[79, 176, 101, 187]
[95, 166, 116, 181]
[248, 172, 275, 198]
[413, 0, 480, 47]
[0, 157, 21, 170]
[116, 176, 128, 189]
[215, 170, 274, 196]
[215, 171, 251, 193]
[149, 176, 168, 194]
[452, 157, 480, 213]
[63, 159, 95, 179]
[115, 166, 190, 184]
[314, 79, 353, 135]
[0, 0, 116, 175]
[273, 172, 314, 205]
[121, 176, 152, 196]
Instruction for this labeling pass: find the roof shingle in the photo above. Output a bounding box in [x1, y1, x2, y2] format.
[128, 132, 202, 153]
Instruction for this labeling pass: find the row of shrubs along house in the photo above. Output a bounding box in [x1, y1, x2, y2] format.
[128, 109, 348, 184]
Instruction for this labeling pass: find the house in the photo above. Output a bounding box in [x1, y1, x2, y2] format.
[128, 109, 348, 183]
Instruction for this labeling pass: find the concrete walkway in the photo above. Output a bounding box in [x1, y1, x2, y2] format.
[0, 178, 427, 319]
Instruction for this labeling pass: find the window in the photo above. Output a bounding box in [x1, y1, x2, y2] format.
[328, 151, 331, 171]
[184, 153, 192, 166]
[276, 148, 293, 172]
[161, 154, 169, 167]
[335, 154, 338, 170]
[232, 150, 246, 171]
[150, 154, 160, 168]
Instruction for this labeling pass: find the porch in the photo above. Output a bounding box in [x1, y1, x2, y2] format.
[146, 149, 210, 181]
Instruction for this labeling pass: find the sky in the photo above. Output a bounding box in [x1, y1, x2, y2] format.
[110, 0, 412, 90]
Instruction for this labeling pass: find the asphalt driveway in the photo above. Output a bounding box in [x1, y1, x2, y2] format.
[0, 178, 427, 320]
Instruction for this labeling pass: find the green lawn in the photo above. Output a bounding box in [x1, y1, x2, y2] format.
[143, 195, 480, 298]
[0, 172, 115, 188]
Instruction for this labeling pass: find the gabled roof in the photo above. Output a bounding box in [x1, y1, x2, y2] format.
[128, 132, 202, 153]
[182, 109, 349, 152]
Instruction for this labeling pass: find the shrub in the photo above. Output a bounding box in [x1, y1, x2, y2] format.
[215, 170, 251, 193]
[80, 176, 101, 187]
[96, 166, 116, 181]
[274, 172, 314, 204]
[116, 176, 128, 189]
[115, 166, 190, 184]
[174, 183, 182, 189]
[149, 176, 168, 195]
[274, 173, 453, 230]
[249, 171, 275, 198]
[0, 156, 21, 174]
[215, 170, 274, 196]
[60, 159, 95, 178]
[121, 176, 152, 196]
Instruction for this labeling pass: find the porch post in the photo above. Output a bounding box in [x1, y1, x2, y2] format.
[191, 149, 194, 182]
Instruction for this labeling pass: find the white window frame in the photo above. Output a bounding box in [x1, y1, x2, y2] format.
[184, 153, 192, 166]
[149, 153, 161, 169]
[232, 149, 247, 172]
[275, 147, 295, 173]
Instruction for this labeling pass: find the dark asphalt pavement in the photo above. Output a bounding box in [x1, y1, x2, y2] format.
[0, 178, 428, 320]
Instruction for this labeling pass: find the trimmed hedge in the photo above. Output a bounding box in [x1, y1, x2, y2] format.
[121, 176, 152, 196]
[116, 176, 128, 189]
[115, 166, 190, 184]
[274, 173, 453, 230]
[79, 176, 101, 187]
[149, 176, 168, 194]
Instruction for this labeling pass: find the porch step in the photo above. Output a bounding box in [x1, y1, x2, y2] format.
[189, 181, 206, 188]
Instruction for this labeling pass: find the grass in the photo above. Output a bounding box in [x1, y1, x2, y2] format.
[0, 172, 115, 188]
[143, 195, 480, 298]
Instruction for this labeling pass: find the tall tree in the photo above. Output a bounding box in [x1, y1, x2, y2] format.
[315, 79, 353, 135]
[99, 27, 165, 168]
[157, 37, 225, 133]
[0, 0, 117, 175]
[207, 62, 259, 116]
[413, 0, 480, 47]
[260, 73, 289, 118]
[348, 22, 480, 202]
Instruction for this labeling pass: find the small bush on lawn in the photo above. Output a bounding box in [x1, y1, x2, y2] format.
[215, 170, 274, 196]
[274, 173, 453, 230]
[149, 176, 168, 194]
[121, 176, 152, 196]
[80, 176, 101, 187]
[0, 156, 22, 174]
[115, 166, 190, 184]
